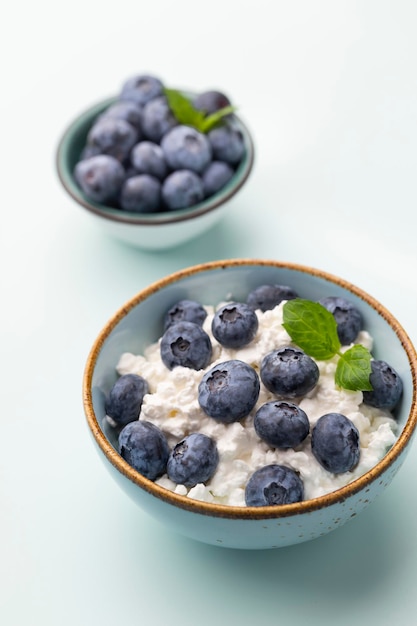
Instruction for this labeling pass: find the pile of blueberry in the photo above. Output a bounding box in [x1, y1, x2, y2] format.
[105, 285, 403, 507]
[74, 74, 246, 213]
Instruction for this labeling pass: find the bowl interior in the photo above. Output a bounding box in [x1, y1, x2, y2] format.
[85, 260, 417, 515]
[56, 97, 255, 225]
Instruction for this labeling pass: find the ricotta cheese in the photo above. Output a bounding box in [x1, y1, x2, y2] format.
[115, 302, 398, 506]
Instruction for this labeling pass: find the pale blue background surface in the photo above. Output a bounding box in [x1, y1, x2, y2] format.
[1, 1, 417, 624]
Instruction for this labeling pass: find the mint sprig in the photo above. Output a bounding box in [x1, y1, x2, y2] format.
[282, 299, 373, 392]
[164, 88, 236, 133]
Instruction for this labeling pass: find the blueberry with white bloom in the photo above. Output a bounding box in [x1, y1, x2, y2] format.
[118, 420, 170, 481]
[119, 74, 164, 106]
[79, 144, 100, 161]
[74, 154, 125, 203]
[105, 373, 149, 427]
[318, 296, 362, 345]
[362, 360, 403, 410]
[161, 125, 212, 174]
[160, 321, 212, 371]
[245, 464, 304, 507]
[162, 170, 204, 210]
[211, 302, 258, 349]
[208, 124, 245, 165]
[130, 141, 168, 180]
[163, 299, 207, 331]
[202, 161, 234, 196]
[246, 284, 298, 312]
[119, 174, 161, 213]
[260, 347, 319, 398]
[254, 401, 310, 449]
[98, 100, 143, 131]
[198, 359, 260, 423]
[86, 117, 139, 162]
[193, 90, 231, 114]
[311, 412, 360, 474]
[141, 96, 178, 142]
[167, 433, 219, 487]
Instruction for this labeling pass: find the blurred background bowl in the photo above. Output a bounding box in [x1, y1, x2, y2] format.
[56, 97, 254, 250]
[83, 259, 417, 549]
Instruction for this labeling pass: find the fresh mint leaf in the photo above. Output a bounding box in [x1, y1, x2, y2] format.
[164, 88, 206, 129]
[164, 88, 236, 133]
[335, 345, 373, 391]
[282, 298, 373, 392]
[200, 105, 237, 132]
[282, 298, 341, 360]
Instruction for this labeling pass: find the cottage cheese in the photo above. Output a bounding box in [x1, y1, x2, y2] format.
[115, 302, 398, 506]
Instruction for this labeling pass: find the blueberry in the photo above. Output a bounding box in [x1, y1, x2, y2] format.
[130, 141, 168, 180]
[362, 360, 403, 410]
[211, 302, 258, 349]
[311, 413, 360, 474]
[118, 420, 170, 480]
[79, 144, 102, 161]
[86, 117, 138, 163]
[163, 299, 207, 331]
[246, 284, 298, 312]
[198, 360, 260, 423]
[318, 296, 362, 345]
[119, 74, 164, 106]
[119, 174, 161, 213]
[260, 347, 319, 398]
[74, 155, 125, 203]
[105, 373, 149, 427]
[161, 125, 212, 174]
[202, 161, 234, 196]
[160, 321, 212, 371]
[167, 433, 219, 487]
[254, 401, 310, 449]
[141, 96, 178, 142]
[162, 170, 204, 210]
[208, 124, 245, 165]
[99, 101, 143, 131]
[193, 90, 231, 114]
[245, 464, 304, 507]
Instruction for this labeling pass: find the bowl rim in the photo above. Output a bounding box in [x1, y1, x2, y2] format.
[56, 95, 255, 226]
[83, 258, 417, 520]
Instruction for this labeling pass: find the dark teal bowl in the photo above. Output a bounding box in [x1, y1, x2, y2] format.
[56, 98, 255, 249]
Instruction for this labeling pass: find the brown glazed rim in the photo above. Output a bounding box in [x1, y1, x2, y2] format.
[83, 259, 417, 520]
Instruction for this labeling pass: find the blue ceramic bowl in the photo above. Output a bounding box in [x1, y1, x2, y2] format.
[83, 259, 417, 549]
[56, 97, 254, 250]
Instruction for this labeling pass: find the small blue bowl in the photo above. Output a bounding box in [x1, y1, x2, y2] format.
[83, 259, 417, 549]
[56, 97, 254, 250]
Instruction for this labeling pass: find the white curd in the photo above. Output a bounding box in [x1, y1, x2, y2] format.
[115, 302, 398, 506]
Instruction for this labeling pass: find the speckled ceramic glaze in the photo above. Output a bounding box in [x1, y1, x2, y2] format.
[56, 97, 254, 250]
[83, 259, 417, 549]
